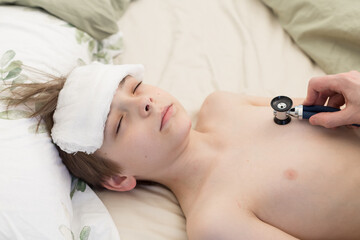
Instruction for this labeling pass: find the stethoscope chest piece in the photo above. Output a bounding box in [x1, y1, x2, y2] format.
[270, 95, 360, 127]
[271, 96, 293, 125]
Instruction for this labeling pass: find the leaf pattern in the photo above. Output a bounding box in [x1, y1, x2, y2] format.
[59, 225, 75, 240]
[3, 60, 22, 73]
[0, 110, 32, 120]
[28, 123, 48, 134]
[67, 177, 92, 239]
[1, 14, 122, 237]
[80, 226, 91, 240]
[77, 58, 87, 66]
[73, 28, 123, 64]
[108, 38, 123, 51]
[0, 50, 24, 83]
[4, 67, 22, 81]
[70, 178, 87, 199]
[59, 224, 92, 240]
[0, 50, 15, 67]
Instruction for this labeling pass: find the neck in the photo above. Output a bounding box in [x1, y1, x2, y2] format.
[153, 129, 220, 217]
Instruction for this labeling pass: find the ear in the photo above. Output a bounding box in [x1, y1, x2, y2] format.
[102, 175, 137, 192]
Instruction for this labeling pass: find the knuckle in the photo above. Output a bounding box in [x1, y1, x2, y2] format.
[329, 78, 341, 90]
[309, 76, 320, 85]
[336, 73, 349, 82]
[349, 70, 360, 75]
[334, 72, 352, 86]
[341, 71, 360, 88]
[341, 70, 359, 81]
[347, 71, 358, 81]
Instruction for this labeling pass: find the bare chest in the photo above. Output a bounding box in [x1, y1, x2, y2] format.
[193, 107, 360, 239]
[192, 142, 360, 239]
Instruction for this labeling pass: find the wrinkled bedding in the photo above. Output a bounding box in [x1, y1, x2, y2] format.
[96, 0, 325, 239]
[262, 0, 360, 74]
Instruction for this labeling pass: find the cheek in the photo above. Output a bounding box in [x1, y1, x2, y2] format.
[115, 110, 192, 162]
[124, 128, 153, 153]
[122, 125, 167, 163]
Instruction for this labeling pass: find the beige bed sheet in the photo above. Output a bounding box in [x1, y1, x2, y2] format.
[95, 0, 325, 239]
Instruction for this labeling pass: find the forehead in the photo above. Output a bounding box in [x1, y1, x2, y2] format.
[119, 75, 136, 88]
[111, 74, 139, 104]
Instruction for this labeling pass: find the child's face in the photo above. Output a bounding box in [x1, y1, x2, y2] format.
[97, 76, 192, 180]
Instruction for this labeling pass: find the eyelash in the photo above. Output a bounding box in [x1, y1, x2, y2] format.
[116, 116, 122, 134]
[133, 81, 142, 94]
[116, 81, 143, 134]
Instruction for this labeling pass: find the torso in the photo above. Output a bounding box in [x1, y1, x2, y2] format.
[187, 91, 360, 239]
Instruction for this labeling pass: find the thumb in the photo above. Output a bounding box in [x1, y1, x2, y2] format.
[309, 110, 350, 128]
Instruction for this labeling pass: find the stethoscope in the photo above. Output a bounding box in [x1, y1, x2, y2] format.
[271, 96, 360, 127]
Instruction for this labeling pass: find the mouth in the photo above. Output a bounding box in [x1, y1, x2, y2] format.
[160, 104, 173, 131]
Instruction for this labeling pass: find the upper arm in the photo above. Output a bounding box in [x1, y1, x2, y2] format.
[187, 211, 299, 240]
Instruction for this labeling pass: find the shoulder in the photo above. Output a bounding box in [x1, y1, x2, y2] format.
[202, 91, 248, 107]
[195, 91, 246, 132]
[196, 91, 257, 132]
[200, 91, 275, 112]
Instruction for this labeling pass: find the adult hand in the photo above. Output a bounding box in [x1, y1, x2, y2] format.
[303, 71, 360, 128]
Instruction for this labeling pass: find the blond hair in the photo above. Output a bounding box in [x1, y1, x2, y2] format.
[1, 67, 121, 189]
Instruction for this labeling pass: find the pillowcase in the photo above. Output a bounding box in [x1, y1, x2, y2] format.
[261, 0, 360, 74]
[0, 118, 73, 239]
[0, 6, 120, 239]
[0, 0, 131, 40]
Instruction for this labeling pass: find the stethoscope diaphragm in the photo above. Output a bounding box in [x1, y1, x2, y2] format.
[271, 96, 293, 125]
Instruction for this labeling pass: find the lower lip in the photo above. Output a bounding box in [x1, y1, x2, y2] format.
[161, 105, 173, 131]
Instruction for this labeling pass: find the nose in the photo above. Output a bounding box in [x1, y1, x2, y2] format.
[116, 95, 154, 118]
[138, 96, 153, 118]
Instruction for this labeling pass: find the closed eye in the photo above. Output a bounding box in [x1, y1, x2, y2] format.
[133, 81, 142, 94]
[116, 81, 142, 135]
[116, 116, 123, 134]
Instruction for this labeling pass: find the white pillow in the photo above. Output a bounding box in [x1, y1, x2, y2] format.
[0, 118, 72, 239]
[0, 5, 120, 240]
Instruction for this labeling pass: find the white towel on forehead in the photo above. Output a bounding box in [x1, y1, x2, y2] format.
[51, 62, 144, 154]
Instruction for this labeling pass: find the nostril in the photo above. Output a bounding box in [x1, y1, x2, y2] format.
[145, 105, 150, 111]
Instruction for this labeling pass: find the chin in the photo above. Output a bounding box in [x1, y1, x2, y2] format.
[173, 112, 192, 143]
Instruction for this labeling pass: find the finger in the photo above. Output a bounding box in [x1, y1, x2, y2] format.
[327, 94, 345, 108]
[303, 76, 324, 105]
[313, 92, 331, 106]
[309, 109, 352, 128]
[303, 75, 342, 106]
[306, 90, 336, 106]
[303, 88, 318, 106]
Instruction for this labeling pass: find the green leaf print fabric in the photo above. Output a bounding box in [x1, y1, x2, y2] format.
[0, 6, 120, 240]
